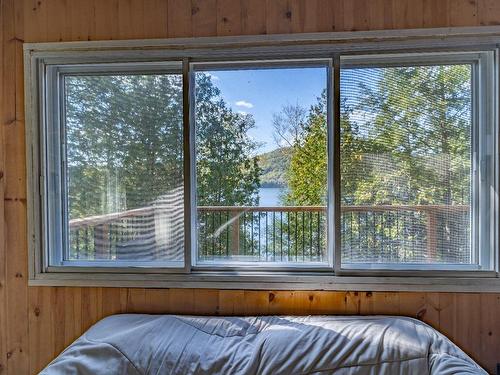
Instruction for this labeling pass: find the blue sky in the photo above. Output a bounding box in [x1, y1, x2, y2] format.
[202, 67, 328, 154]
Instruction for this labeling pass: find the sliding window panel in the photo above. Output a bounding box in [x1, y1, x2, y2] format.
[192, 60, 333, 268]
[46, 62, 186, 268]
[339, 52, 496, 272]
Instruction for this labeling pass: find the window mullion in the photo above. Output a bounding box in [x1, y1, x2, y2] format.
[332, 54, 342, 274]
[183, 58, 194, 273]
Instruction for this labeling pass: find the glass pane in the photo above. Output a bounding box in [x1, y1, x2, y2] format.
[340, 63, 472, 266]
[194, 64, 329, 264]
[65, 73, 184, 264]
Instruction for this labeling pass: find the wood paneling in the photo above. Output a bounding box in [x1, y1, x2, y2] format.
[1, 0, 500, 373]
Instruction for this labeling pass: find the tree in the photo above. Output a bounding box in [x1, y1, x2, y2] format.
[195, 74, 260, 207]
[66, 73, 261, 259]
[66, 73, 261, 219]
[283, 90, 367, 206]
[66, 74, 184, 218]
[353, 65, 471, 207]
[272, 103, 307, 148]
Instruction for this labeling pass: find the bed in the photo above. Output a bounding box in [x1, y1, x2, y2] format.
[40, 314, 487, 374]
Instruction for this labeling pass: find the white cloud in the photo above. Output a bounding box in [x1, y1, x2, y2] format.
[235, 100, 254, 109]
[238, 110, 248, 115]
[207, 73, 220, 81]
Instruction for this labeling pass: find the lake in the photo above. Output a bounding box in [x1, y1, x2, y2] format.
[258, 187, 284, 207]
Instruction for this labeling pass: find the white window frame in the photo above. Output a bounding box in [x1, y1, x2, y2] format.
[23, 26, 500, 291]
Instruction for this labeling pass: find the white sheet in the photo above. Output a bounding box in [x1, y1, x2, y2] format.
[40, 314, 486, 374]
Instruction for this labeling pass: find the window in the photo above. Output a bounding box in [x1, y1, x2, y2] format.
[192, 62, 331, 267]
[43, 63, 185, 268]
[339, 52, 496, 272]
[24, 28, 500, 289]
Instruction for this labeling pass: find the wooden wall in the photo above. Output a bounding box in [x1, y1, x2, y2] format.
[1, 0, 500, 373]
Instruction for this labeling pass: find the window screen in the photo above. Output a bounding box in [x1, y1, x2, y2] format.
[340, 62, 473, 267]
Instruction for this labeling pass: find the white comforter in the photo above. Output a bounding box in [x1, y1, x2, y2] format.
[40, 314, 486, 374]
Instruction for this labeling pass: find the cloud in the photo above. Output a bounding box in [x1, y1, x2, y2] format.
[237, 111, 248, 115]
[235, 100, 254, 109]
[207, 73, 220, 81]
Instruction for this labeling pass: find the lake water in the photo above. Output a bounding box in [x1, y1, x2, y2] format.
[258, 187, 283, 207]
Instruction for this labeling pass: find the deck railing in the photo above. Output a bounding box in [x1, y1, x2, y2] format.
[68, 205, 470, 263]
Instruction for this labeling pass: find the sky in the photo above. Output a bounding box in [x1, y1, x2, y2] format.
[200, 66, 328, 154]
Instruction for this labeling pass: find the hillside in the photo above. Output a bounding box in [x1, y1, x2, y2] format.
[256, 147, 292, 188]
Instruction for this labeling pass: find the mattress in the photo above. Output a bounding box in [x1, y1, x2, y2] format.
[40, 314, 487, 374]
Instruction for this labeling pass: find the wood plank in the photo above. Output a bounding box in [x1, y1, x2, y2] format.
[479, 293, 500, 371]
[167, 0, 192, 37]
[169, 288, 195, 314]
[92, 0, 120, 41]
[0, 0, 6, 370]
[315, 0, 335, 32]
[241, 0, 266, 35]
[217, 0, 242, 36]
[193, 289, 219, 314]
[191, 0, 217, 37]
[449, 0, 478, 27]
[144, 288, 171, 313]
[143, 0, 169, 39]
[266, 0, 292, 34]
[218, 289, 245, 315]
[118, 0, 145, 40]
[352, 0, 369, 31]
[28, 287, 53, 374]
[422, 0, 448, 28]
[308, 291, 346, 314]
[478, 0, 500, 26]
[243, 290, 269, 315]
[3, 4, 29, 352]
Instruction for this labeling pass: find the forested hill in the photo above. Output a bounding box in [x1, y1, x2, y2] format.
[256, 147, 292, 188]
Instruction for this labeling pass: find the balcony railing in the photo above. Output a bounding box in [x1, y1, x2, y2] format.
[68, 205, 470, 264]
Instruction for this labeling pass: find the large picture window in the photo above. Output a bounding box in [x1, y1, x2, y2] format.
[24, 29, 500, 289]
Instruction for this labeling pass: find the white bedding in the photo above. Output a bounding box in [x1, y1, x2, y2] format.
[40, 314, 487, 374]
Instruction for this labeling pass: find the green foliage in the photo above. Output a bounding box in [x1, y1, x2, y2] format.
[256, 147, 292, 188]
[281, 64, 472, 263]
[351, 65, 471, 206]
[195, 74, 260, 206]
[66, 73, 260, 219]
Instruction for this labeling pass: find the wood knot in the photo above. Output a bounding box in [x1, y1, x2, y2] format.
[6, 352, 12, 360]
[222, 17, 228, 23]
[416, 308, 426, 320]
[285, 10, 292, 19]
[268, 292, 275, 302]
[191, 6, 199, 15]
[15, 273, 22, 278]
[9, 37, 24, 43]
[0, 171, 3, 180]
[34, 307, 41, 317]
[308, 294, 314, 302]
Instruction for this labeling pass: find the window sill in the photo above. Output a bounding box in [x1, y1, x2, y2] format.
[28, 270, 500, 292]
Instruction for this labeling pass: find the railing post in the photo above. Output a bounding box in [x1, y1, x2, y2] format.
[94, 224, 110, 259]
[231, 210, 240, 255]
[426, 209, 437, 262]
